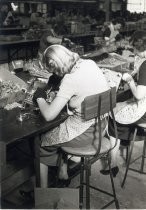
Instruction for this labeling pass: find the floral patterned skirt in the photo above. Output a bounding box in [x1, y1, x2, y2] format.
[40, 118, 108, 166]
[41, 115, 94, 147]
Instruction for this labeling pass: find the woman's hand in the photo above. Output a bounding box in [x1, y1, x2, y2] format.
[37, 96, 68, 122]
[47, 74, 62, 91]
[122, 73, 146, 100]
[32, 88, 47, 105]
[122, 73, 133, 84]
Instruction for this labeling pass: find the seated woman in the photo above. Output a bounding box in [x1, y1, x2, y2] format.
[102, 18, 125, 47]
[38, 22, 71, 61]
[33, 45, 110, 187]
[101, 31, 146, 176]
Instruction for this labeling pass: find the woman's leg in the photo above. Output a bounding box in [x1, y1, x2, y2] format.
[110, 136, 120, 167]
[40, 125, 96, 182]
[108, 117, 132, 167]
[40, 146, 59, 187]
[59, 159, 69, 180]
[40, 163, 48, 188]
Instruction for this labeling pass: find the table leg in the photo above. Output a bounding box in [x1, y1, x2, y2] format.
[34, 135, 41, 187]
[7, 48, 11, 63]
[0, 141, 6, 165]
[0, 141, 6, 194]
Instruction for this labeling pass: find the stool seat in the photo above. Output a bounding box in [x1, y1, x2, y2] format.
[62, 137, 110, 157]
[137, 123, 146, 129]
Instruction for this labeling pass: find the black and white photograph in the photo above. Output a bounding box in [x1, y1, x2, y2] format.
[0, 0, 146, 209]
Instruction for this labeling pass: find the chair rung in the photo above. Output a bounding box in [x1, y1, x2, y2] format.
[129, 155, 143, 165]
[101, 200, 115, 209]
[82, 183, 114, 197]
[89, 153, 108, 165]
[129, 167, 146, 174]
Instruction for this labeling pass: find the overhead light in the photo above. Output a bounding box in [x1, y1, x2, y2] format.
[11, 2, 18, 11]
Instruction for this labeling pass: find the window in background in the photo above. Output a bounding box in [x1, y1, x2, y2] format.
[37, 4, 42, 13]
[37, 3, 47, 14]
[127, 0, 145, 13]
[20, 3, 24, 13]
[112, 2, 121, 11]
[42, 4, 47, 14]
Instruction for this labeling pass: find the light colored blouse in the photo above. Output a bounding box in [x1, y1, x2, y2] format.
[41, 59, 109, 146]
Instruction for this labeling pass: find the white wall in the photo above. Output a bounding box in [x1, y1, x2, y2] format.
[127, 0, 146, 13]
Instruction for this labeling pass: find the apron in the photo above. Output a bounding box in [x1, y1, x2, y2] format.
[114, 57, 146, 124]
[41, 115, 95, 146]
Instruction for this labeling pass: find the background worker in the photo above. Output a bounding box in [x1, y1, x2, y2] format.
[102, 17, 125, 46]
[100, 31, 146, 177]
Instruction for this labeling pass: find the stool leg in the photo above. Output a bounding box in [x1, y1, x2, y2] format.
[126, 146, 129, 164]
[79, 157, 84, 209]
[108, 156, 120, 209]
[55, 152, 62, 186]
[85, 158, 90, 210]
[34, 135, 41, 187]
[140, 139, 146, 173]
[121, 127, 137, 188]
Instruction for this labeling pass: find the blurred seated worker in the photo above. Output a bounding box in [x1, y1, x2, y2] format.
[3, 11, 14, 26]
[38, 22, 72, 61]
[0, 4, 15, 26]
[102, 18, 125, 47]
[121, 30, 146, 59]
[30, 12, 40, 26]
[33, 45, 110, 187]
[129, 30, 146, 58]
[2, 3, 20, 27]
[0, 4, 9, 26]
[100, 31, 146, 177]
[30, 12, 46, 28]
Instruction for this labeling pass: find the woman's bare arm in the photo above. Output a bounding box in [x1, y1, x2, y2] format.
[37, 96, 68, 121]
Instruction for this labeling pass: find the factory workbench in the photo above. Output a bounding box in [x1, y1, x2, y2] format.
[0, 66, 68, 205]
[0, 38, 40, 64]
[0, 27, 29, 35]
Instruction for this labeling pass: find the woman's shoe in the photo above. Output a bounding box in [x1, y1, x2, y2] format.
[19, 190, 34, 201]
[100, 166, 119, 177]
[57, 179, 71, 188]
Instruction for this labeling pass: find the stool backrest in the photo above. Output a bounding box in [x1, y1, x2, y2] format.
[82, 87, 117, 155]
[82, 87, 116, 120]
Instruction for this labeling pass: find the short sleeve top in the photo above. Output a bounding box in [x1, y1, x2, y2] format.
[138, 60, 146, 86]
[57, 59, 109, 114]
[41, 59, 110, 146]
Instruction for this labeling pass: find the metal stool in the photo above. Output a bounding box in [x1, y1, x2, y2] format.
[121, 123, 146, 188]
[58, 87, 120, 209]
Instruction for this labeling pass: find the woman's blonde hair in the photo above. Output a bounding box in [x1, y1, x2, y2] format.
[42, 45, 80, 75]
